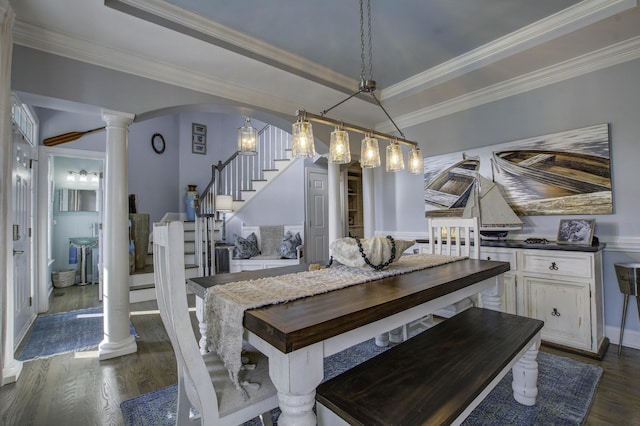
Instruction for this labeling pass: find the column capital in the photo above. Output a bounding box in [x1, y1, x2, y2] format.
[102, 109, 134, 127]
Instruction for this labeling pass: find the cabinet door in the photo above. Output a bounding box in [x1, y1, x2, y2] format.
[525, 276, 591, 351]
[502, 274, 517, 315]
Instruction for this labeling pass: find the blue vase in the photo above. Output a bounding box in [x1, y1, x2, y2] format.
[185, 185, 198, 221]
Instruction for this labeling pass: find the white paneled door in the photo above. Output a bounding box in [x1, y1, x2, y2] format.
[306, 170, 329, 264]
[12, 132, 34, 344]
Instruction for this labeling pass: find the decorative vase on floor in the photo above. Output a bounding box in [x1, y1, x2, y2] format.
[185, 185, 198, 221]
[129, 213, 150, 271]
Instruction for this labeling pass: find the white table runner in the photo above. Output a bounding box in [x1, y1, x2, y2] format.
[204, 253, 466, 397]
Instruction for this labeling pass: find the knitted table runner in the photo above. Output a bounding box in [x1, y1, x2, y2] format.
[204, 253, 466, 398]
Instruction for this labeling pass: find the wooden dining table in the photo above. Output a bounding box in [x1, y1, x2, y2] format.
[188, 258, 509, 426]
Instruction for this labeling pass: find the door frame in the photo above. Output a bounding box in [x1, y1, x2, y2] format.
[37, 146, 105, 313]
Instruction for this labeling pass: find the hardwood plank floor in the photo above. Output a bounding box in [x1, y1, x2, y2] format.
[1, 284, 639, 425]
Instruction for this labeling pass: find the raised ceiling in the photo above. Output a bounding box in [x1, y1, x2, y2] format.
[10, 0, 640, 134]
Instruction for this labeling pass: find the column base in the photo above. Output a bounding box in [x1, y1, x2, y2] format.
[98, 335, 137, 360]
[1, 358, 22, 386]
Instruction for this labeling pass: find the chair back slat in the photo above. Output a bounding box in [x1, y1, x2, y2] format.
[427, 217, 480, 259]
[153, 221, 221, 421]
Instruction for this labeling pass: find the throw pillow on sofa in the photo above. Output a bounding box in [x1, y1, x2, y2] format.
[233, 232, 259, 259]
[279, 231, 302, 259]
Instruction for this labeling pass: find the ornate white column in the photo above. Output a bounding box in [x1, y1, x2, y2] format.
[327, 162, 342, 246]
[0, 0, 22, 386]
[99, 109, 137, 360]
[361, 167, 375, 238]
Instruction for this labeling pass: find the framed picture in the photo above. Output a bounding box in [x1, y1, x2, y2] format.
[192, 123, 206, 136]
[192, 142, 206, 155]
[557, 219, 595, 245]
[192, 123, 207, 154]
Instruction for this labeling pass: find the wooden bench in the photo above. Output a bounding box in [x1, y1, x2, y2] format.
[316, 307, 544, 426]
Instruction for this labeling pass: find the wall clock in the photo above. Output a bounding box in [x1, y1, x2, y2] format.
[151, 133, 165, 154]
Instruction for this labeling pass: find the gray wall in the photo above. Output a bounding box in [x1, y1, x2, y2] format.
[380, 57, 640, 342]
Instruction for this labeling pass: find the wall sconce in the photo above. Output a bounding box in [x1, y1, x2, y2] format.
[237, 117, 258, 155]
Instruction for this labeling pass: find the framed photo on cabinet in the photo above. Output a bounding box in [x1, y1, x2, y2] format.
[557, 218, 595, 245]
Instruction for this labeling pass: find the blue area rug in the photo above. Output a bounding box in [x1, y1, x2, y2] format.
[17, 306, 137, 361]
[120, 340, 602, 425]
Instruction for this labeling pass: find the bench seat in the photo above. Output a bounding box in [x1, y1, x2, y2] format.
[316, 307, 543, 426]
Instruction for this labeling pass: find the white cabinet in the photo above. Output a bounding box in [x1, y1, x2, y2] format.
[480, 243, 607, 358]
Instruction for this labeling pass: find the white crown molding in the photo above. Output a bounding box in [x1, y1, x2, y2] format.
[107, 0, 357, 94]
[12, 21, 297, 116]
[381, 0, 637, 101]
[381, 35, 640, 132]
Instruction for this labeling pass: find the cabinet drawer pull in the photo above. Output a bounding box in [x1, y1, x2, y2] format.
[551, 308, 561, 317]
[549, 262, 559, 270]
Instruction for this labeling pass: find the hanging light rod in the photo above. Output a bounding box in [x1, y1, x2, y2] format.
[295, 110, 417, 148]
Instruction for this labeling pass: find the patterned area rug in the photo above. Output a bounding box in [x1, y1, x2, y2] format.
[120, 339, 602, 426]
[17, 306, 137, 361]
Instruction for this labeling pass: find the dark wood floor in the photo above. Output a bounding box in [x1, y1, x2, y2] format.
[1, 284, 639, 425]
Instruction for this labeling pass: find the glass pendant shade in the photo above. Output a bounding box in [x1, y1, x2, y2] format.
[291, 120, 316, 158]
[408, 146, 423, 175]
[385, 142, 405, 172]
[237, 118, 258, 155]
[329, 128, 351, 164]
[360, 136, 381, 168]
[67, 171, 75, 182]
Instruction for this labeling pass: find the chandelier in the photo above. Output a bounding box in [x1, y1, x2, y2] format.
[291, 0, 423, 175]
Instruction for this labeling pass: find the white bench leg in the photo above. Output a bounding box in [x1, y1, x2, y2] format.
[511, 339, 540, 406]
[195, 296, 210, 353]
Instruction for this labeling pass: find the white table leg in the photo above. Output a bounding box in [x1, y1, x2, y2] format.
[194, 296, 210, 354]
[480, 275, 504, 311]
[511, 338, 540, 406]
[264, 342, 324, 426]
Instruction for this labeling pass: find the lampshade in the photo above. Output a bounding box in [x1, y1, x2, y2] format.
[408, 146, 423, 175]
[291, 120, 316, 158]
[78, 169, 88, 182]
[385, 142, 405, 172]
[237, 117, 258, 155]
[360, 136, 380, 168]
[328, 127, 351, 164]
[215, 194, 233, 212]
[67, 171, 75, 182]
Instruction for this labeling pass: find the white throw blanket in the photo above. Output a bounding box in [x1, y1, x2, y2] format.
[204, 253, 466, 397]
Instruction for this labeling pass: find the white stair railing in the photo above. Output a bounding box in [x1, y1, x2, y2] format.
[195, 124, 293, 275]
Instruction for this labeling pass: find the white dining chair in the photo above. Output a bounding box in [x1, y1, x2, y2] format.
[403, 217, 480, 339]
[153, 221, 278, 426]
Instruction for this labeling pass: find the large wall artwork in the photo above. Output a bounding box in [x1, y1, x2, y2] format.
[423, 123, 613, 216]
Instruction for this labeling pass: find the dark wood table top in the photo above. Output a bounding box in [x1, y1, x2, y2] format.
[188, 259, 510, 353]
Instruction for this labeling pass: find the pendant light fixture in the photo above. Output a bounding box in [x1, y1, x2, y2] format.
[360, 134, 380, 168]
[293, 0, 422, 173]
[385, 140, 405, 172]
[291, 114, 316, 158]
[329, 125, 351, 164]
[237, 117, 258, 155]
[407, 146, 423, 175]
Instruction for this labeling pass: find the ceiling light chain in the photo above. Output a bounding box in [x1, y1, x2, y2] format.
[293, 0, 424, 175]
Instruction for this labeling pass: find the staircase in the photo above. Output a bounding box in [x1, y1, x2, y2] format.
[128, 124, 296, 303]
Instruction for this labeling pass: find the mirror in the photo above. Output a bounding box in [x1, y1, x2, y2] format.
[59, 189, 98, 212]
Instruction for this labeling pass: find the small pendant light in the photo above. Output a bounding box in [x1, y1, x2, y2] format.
[408, 146, 423, 175]
[385, 140, 405, 172]
[291, 117, 316, 158]
[360, 135, 380, 168]
[237, 117, 258, 155]
[329, 126, 351, 164]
